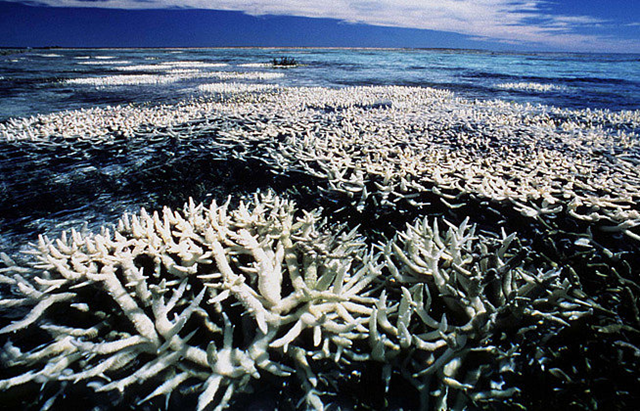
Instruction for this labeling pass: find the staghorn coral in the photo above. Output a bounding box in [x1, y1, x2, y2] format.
[198, 83, 280, 94]
[0, 191, 380, 410]
[2, 85, 636, 409]
[3, 85, 638, 246]
[496, 82, 567, 92]
[7, 84, 632, 243]
[0, 190, 597, 410]
[371, 215, 596, 409]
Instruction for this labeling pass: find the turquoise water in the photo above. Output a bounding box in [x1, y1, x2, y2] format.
[0, 48, 638, 121]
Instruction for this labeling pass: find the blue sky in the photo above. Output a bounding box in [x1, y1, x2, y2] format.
[1, 0, 639, 52]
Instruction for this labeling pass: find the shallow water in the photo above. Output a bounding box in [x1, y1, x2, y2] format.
[1, 47, 639, 266]
[1, 48, 639, 122]
[0, 48, 639, 410]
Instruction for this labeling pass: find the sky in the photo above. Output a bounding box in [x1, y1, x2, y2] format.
[0, 0, 639, 53]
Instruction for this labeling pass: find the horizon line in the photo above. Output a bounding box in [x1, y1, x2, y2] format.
[2, 46, 638, 56]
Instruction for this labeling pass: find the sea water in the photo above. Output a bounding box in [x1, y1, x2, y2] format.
[1, 47, 639, 252]
[1, 47, 639, 250]
[1, 47, 639, 409]
[1, 48, 639, 122]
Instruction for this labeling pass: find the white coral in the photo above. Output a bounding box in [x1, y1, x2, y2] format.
[0, 191, 379, 410]
[377, 216, 595, 407]
[0, 192, 597, 410]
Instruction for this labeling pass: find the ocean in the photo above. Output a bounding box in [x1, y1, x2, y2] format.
[0, 48, 639, 410]
[1, 47, 639, 251]
[1, 48, 639, 122]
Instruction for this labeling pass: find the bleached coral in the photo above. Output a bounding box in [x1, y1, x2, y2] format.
[114, 62, 229, 71]
[1, 84, 633, 408]
[0, 188, 597, 409]
[209, 71, 284, 80]
[198, 83, 279, 94]
[238, 63, 272, 68]
[77, 60, 132, 65]
[63, 70, 282, 89]
[0, 191, 380, 410]
[65, 74, 182, 86]
[497, 82, 567, 92]
[378, 216, 595, 407]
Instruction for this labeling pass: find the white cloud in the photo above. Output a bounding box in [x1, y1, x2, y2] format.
[9, 0, 640, 52]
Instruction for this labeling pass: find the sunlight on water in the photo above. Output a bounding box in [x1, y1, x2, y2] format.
[1, 48, 638, 121]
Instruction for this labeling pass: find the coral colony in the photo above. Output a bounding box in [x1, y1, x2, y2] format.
[64, 71, 283, 87]
[1, 84, 639, 409]
[496, 82, 567, 92]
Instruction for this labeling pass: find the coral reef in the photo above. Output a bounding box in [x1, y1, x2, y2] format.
[198, 83, 280, 94]
[496, 82, 567, 92]
[63, 71, 283, 87]
[0, 191, 596, 409]
[66, 74, 184, 86]
[7, 85, 635, 242]
[380, 216, 595, 408]
[0, 192, 379, 409]
[115, 62, 229, 71]
[1, 84, 639, 409]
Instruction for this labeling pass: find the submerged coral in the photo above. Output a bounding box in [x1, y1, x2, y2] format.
[198, 83, 280, 94]
[381, 216, 597, 408]
[1, 84, 638, 409]
[0, 191, 596, 410]
[496, 82, 567, 92]
[0, 192, 379, 409]
[7, 85, 635, 242]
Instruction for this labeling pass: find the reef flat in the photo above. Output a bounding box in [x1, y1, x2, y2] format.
[1, 85, 639, 410]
